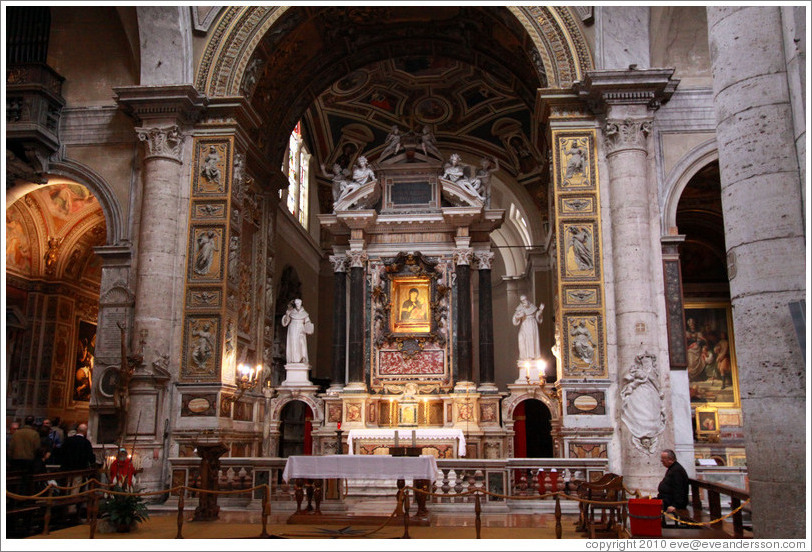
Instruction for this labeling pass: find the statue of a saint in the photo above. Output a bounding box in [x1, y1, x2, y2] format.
[194, 230, 219, 276]
[512, 295, 544, 360]
[282, 298, 314, 364]
[378, 125, 404, 162]
[350, 155, 375, 186]
[200, 145, 222, 184]
[321, 162, 351, 204]
[420, 125, 442, 159]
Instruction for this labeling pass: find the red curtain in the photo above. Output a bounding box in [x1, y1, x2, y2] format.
[513, 401, 527, 458]
[304, 406, 313, 455]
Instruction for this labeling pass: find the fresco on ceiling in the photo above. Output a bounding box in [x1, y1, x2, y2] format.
[393, 56, 458, 77]
[6, 208, 33, 274]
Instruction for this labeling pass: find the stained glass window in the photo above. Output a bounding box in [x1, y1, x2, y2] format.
[282, 121, 309, 229]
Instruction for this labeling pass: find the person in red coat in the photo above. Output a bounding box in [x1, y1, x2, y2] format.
[109, 448, 136, 486]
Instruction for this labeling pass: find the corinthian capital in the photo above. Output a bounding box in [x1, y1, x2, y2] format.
[346, 250, 368, 269]
[329, 254, 348, 273]
[474, 251, 495, 270]
[453, 248, 474, 266]
[602, 119, 651, 155]
[136, 125, 183, 163]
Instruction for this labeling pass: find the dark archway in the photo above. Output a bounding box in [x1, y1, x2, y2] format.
[278, 400, 313, 458]
[513, 398, 553, 458]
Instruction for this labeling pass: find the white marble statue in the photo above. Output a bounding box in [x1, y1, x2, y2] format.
[620, 352, 667, 454]
[512, 295, 544, 360]
[473, 156, 499, 203]
[193, 230, 219, 276]
[379, 124, 404, 162]
[350, 155, 375, 186]
[420, 125, 442, 159]
[282, 298, 314, 364]
[320, 162, 351, 204]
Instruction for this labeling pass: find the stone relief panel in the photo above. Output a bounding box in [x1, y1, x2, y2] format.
[558, 194, 596, 216]
[193, 200, 228, 220]
[188, 225, 225, 282]
[560, 221, 598, 280]
[562, 286, 601, 308]
[181, 315, 221, 381]
[327, 403, 342, 423]
[557, 135, 593, 189]
[181, 393, 217, 417]
[186, 287, 223, 309]
[562, 314, 605, 377]
[193, 141, 231, 195]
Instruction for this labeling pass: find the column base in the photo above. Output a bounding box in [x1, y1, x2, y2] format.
[342, 381, 367, 392]
[477, 382, 499, 394]
[453, 381, 477, 393]
[325, 384, 345, 395]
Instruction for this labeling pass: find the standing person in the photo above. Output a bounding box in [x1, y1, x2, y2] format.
[9, 416, 41, 494]
[657, 449, 689, 513]
[60, 423, 96, 471]
[7, 421, 20, 448]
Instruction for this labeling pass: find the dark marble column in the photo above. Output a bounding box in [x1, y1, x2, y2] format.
[454, 249, 473, 383]
[346, 250, 367, 386]
[329, 255, 348, 388]
[475, 251, 495, 386]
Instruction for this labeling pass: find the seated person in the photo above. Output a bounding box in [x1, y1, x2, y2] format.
[657, 449, 689, 513]
[109, 448, 136, 487]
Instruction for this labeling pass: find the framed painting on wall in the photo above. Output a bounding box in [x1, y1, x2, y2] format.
[73, 320, 96, 402]
[695, 407, 719, 436]
[684, 302, 740, 407]
[390, 276, 431, 334]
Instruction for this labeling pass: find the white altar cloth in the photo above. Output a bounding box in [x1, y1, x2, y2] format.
[282, 454, 439, 482]
[346, 428, 466, 457]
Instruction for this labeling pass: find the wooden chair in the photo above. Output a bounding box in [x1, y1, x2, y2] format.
[571, 473, 616, 532]
[580, 473, 626, 538]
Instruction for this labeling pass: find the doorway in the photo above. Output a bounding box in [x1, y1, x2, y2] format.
[278, 400, 313, 457]
[513, 399, 553, 458]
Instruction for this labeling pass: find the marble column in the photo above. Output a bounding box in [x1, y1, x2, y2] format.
[707, 7, 806, 538]
[132, 125, 185, 362]
[475, 251, 496, 391]
[453, 248, 474, 385]
[345, 250, 367, 389]
[329, 255, 348, 392]
[579, 69, 678, 493]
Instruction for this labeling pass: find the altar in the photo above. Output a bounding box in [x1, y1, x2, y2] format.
[346, 428, 467, 457]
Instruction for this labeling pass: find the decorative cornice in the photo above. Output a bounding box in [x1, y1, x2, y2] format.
[575, 69, 679, 114]
[114, 84, 207, 125]
[453, 248, 474, 266]
[474, 251, 495, 270]
[136, 125, 184, 163]
[602, 119, 652, 155]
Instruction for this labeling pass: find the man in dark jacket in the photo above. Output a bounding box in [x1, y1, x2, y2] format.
[60, 423, 96, 471]
[9, 416, 41, 472]
[657, 449, 689, 512]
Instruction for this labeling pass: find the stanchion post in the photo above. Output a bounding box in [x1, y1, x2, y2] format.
[555, 494, 562, 539]
[43, 485, 53, 535]
[260, 484, 270, 538]
[475, 492, 482, 539]
[402, 488, 411, 539]
[88, 487, 98, 539]
[176, 488, 185, 538]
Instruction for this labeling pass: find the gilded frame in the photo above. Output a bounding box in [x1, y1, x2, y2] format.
[390, 276, 432, 335]
[684, 301, 740, 408]
[695, 406, 719, 436]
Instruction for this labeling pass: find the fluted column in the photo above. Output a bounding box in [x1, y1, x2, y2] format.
[707, 7, 806, 538]
[475, 251, 496, 391]
[329, 255, 348, 391]
[345, 250, 367, 389]
[453, 248, 473, 385]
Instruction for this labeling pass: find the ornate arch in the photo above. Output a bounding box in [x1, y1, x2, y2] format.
[196, 6, 593, 98]
[269, 393, 325, 425]
[660, 139, 719, 235]
[48, 158, 127, 246]
[502, 389, 561, 425]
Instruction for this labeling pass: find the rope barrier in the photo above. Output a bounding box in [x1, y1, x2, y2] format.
[662, 499, 751, 527]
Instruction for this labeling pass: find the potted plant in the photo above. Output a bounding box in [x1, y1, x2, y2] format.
[99, 477, 149, 533]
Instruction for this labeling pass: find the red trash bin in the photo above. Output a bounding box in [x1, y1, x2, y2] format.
[628, 498, 663, 537]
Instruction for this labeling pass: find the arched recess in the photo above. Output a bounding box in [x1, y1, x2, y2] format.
[48, 158, 127, 246]
[660, 139, 719, 236]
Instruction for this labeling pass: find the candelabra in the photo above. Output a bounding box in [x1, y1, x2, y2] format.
[224, 363, 261, 407]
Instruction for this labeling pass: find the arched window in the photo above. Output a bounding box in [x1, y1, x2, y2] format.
[282, 121, 310, 229]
